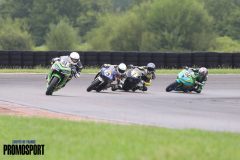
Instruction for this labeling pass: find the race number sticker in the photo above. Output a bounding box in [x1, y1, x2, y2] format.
[104, 70, 112, 77]
[184, 71, 191, 77]
[131, 70, 138, 78]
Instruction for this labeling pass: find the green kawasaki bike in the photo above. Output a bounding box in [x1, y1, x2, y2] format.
[46, 60, 73, 95]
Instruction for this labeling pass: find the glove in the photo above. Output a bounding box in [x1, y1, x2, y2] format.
[71, 67, 80, 78]
[121, 73, 127, 79]
[195, 81, 204, 86]
[75, 73, 80, 78]
[192, 68, 199, 73]
[102, 64, 111, 68]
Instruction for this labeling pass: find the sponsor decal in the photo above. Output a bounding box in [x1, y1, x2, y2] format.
[3, 140, 44, 156]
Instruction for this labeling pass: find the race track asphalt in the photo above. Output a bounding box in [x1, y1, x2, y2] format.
[0, 73, 240, 132]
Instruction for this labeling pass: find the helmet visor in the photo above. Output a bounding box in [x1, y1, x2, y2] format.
[118, 68, 125, 74]
[71, 58, 79, 63]
[147, 67, 155, 72]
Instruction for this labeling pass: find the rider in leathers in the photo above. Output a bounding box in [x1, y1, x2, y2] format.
[49, 52, 83, 86]
[185, 66, 208, 93]
[101, 63, 127, 81]
[118, 63, 156, 91]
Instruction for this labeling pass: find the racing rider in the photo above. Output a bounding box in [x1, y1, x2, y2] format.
[186, 66, 208, 93]
[125, 62, 156, 91]
[49, 52, 83, 85]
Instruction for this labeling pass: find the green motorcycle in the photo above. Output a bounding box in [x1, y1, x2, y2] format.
[46, 60, 72, 95]
[166, 69, 197, 93]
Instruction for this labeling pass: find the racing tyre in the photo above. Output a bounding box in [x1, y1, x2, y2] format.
[166, 81, 178, 92]
[132, 88, 137, 92]
[87, 79, 101, 92]
[46, 77, 59, 95]
[96, 81, 108, 92]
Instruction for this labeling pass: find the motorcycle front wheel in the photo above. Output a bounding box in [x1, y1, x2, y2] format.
[96, 81, 108, 92]
[46, 77, 59, 95]
[166, 81, 178, 92]
[87, 78, 101, 92]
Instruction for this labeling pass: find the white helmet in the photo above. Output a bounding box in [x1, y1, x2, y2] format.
[69, 52, 80, 65]
[147, 62, 156, 73]
[199, 67, 208, 77]
[117, 63, 127, 74]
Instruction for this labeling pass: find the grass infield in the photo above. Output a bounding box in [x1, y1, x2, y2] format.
[0, 67, 240, 74]
[0, 116, 239, 160]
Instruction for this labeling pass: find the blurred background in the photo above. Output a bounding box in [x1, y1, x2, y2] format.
[0, 0, 240, 52]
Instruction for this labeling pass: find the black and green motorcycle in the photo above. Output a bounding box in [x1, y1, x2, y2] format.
[46, 60, 72, 95]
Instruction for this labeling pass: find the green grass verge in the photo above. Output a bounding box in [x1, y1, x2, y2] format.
[0, 68, 240, 74]
[0, 116, 240, 160]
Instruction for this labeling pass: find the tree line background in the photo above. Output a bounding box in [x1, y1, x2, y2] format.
[0, 0, 240, 52]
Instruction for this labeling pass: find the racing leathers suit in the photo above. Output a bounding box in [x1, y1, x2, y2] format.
[187, 67, 207, 93]
[125, 65, 156, 91]
[49, 56, 83, 85]
[101, 64, 126, 90]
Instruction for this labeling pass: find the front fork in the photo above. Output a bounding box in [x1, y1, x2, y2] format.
[46, 70, 66, 89]
[98, 75, 113, 90]
[46, 70, 54, 83]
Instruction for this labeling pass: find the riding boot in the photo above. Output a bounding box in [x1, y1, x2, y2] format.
[111, 84, 119, 91]
[142, 86, 147, 91]
[190, 85, 201, 93]
[138, 86, 147, 91]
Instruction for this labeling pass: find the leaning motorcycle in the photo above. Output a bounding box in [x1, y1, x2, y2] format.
[113, 68, 142, 92]
[46, 60, 73, 95]
[166, 69, 197, 93]
[87, 67, 115, 92]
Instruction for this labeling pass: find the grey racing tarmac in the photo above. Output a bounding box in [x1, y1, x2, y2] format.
[0, 74, 239, 132]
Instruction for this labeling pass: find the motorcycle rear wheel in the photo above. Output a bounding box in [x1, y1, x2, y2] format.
[46, 77, 59, 95]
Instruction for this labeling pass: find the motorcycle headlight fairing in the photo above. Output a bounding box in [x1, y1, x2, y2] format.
[51, 64, 60, 71]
